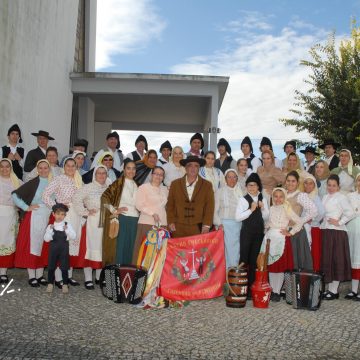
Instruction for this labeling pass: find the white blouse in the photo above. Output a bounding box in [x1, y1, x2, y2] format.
[118, 179, 139, 217]
[321, 192, 355, 231]
[162, 162, 186, 187]
[235, 193, 270, 222]
[0, 177, 17, 206]
[347, 191, 360, 218]
[287, 191, 318, 225]
[266, 205, 302, 236]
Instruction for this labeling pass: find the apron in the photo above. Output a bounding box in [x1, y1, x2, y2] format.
[0, 205, 17, 256]
[30, 204, 51, 256]
[85, 211, 103, 262]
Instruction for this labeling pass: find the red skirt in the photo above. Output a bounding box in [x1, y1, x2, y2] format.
[268, 237, 294, 273]
[40, 213, 54, 267]
[0, 253, 15, 268]
[352, 268, 360, 280]
[14, 212, 45, 269]
[70, 225, 102, 269]
[311, 227, 321, 272]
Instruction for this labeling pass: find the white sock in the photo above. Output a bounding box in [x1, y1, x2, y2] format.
[0, 268, 7, 276]
[269, 273, 284, 294]
[328, 281, 340, 294]
[27, 269, 36, 279]
[95, 269, 102, 281]
[55, 267, 62, 282]
[352, 279, 359, 293]
[68, 267, 73, 279]
[83, 267, 93, 282]
[36, 268, 44, 278]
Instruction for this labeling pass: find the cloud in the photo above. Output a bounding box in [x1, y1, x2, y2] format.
[96, 0, 166, 69]
[170, 14, 335, 151]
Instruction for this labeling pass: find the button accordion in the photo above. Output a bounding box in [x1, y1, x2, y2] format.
[284, 270, 324, 311]
[100, 264, 147, 304]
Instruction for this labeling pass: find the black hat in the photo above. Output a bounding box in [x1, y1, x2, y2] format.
[7, 124, 22, 143]
[31, 130, 54, 140]
[217, 138, 231, 154]
[318, 139, 341, 150]
[106, 132, 120, 149]
[135, 135, 148, 151]
[52, 203, 69, 213]
[245, 173, 262, 192]
[74, 138, 88, 151]
[190, 133, 204, 149]
[180, 155, 206, 167]
[160, 140, 172, 152]
[260, 137, 272, 150]
[283, 140, 296, 151]
[300, 146, 319, 156]
[241, 136, 253, 153]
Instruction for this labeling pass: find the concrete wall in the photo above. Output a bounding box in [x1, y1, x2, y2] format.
[0, 0, 79, 158]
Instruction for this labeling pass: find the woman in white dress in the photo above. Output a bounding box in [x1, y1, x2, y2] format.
[199, 151, 225, 192]
[162, 146, 186, 188]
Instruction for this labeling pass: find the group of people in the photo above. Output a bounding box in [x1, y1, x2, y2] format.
[0, 124, 359, 304]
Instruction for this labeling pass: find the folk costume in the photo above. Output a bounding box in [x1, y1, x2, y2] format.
[12, 159, 52, 286]
[213, 170, 243, 267]
[125, 135, 148, 162]
[237, 168, 253, 194]
[100, 175, 139, 266]
[0, 159, 21, 282]
[73, 166, 110, 287]
[134, 152, 157, 185]
[199, 165, 225, 193]
[235, 173, 269, 288]
[241, 137, 261, 172]
[186, 133, 204, 158]
[300, 146, 319, 176]
[259, 137, 282, 169]
[319, 139, 340, 171]
[257, 165, 285, 204]
[167, 157, 215, 238]
[215, 138, 237, 174]
[162, 161, 186, 188]
[158, 141, 172, 165]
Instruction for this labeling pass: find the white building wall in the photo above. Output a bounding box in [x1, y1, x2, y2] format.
[0, 0, 79, 158]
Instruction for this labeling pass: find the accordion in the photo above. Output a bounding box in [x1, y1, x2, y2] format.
[284, 270, 324, 311]
[100, 264, 147, 304]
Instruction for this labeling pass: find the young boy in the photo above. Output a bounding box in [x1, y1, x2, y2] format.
[44, 203, 76, 294]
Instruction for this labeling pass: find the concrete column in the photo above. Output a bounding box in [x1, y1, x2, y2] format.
[78, 96, 95, 155]
[94, 122, 112, 152]
[209, 92, 219, 152]
[84, 0, 97, 71]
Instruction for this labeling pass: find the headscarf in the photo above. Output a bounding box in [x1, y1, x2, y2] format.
[72, 150, 87, 159]
[303, 173, 318, 199]
[283, 152, 301, 172]
[224, 169, 243, 197]
[272, 187, 292, 216]
[314, 160, 330, 181]
[98, 151, 113, 165]
[0, 158, 21, 189]
[63, 157, 82, 189]
[36, 159, 53, 181]
[92, 165, 111, 186]
[134, 150, 157, 185]
[339, 149, 354, 176]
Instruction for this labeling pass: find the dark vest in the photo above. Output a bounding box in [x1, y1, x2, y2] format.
[329, 155, 339, 171]
[131, 151, 141, 162]
[2, 146, 24, 179]
[159, 159, 167, 165]
[246, 154, 255, 170]
[215, 156, 233, 174]
[242, 194, 264, 232]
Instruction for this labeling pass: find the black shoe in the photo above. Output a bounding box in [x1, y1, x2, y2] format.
[353, 294, 360, 302]
[36, 276, 48, 286]
[345, 291, 357, 300]
[0, 275, 9, 284]
[55, 281, 63, 289]
[68, 278, 80, 286]
[84, 281, 95, 290]
[28, 278, 40, 288]
[271, 292, 281, 302]
[95, 279, 100, 285]
[322, 291, 339, 300]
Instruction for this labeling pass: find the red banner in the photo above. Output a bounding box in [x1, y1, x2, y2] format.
[159, 230, 225, 301]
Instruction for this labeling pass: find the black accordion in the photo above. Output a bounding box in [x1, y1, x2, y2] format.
[284, 270, 324, 311]
[100, 264, 147, 304]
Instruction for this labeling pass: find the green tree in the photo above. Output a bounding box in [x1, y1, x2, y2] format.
[281, 23, 360, 162]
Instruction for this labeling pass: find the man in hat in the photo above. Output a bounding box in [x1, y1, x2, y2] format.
[91, 131, 124, 172]
[186, 133, 204, 158]
[167, 156, 214, 238]
[1, 124, 26, 179]
[24, 130, 54, 174]
[215, 138, 236, 174]
[125, 134, 148, 162]
[300, 146, 319, 175]
[241, 136, 261, 172]
[282, 140, 304, 170]
[158, 140, 172, 165]
[318, 139, 340, 170]
[259, 137, 282, 169]
[60, 138, 91, 171]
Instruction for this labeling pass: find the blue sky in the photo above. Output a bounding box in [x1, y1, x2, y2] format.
[96, 0, 359, 160]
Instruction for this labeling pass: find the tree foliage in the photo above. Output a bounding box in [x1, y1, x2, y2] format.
[280, 22, 360, 162]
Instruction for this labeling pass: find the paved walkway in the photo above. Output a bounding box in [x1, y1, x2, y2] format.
[1, 269, 360, 359]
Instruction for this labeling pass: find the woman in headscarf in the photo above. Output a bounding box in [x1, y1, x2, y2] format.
[162, 146, 186, 188]
[133, 166, 168, 263]
[199, 151, 225, 192]
[321, 174, 354, 300]
[27, 146, 62, 180]
[0, 158, 21, 283]
[303, 174, 325, 272]
[100, 159, 139, 265]
[12, 159, 52, 287]
[134, 149, 158, 185]
[42, 157, 83, 287]
[331, 149, 360, 194]
[72, 150, 87, 176]
[213, 169, 243, 268]
[82, 152, 121, 184]
[73, 165, 109, 289]
[345, 173, 360, 300]
[282, 152, 310, 190]
[314, 160, 330, 199]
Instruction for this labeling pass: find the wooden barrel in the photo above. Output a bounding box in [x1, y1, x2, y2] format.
[225, 265, 248, 308]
